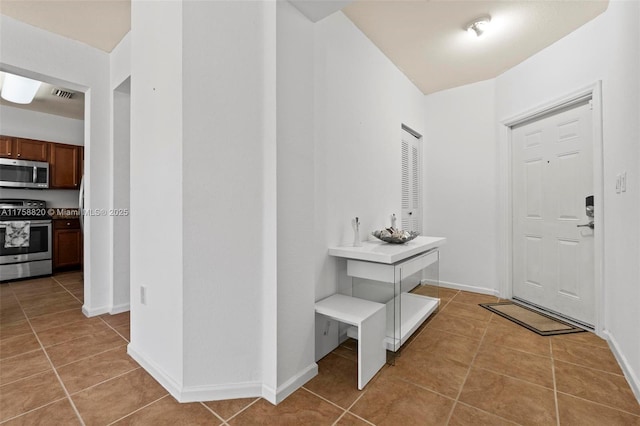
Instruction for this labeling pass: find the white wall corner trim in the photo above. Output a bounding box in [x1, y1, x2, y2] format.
[109, 303, 130, 315]
[435, 280, 500, 297]
[262, 363, 318, 405]
[82, 305, 110, 318]
[497, 82, 604, 334]
[603, 330, 640, 404]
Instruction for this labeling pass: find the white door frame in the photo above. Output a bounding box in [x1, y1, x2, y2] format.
[498, 81, 605, 335]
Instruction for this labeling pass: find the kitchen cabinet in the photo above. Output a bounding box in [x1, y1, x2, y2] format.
[15, 138, 48, 161]
[53, 219, 83, 270]
[50, 143, 81, 188]
[0, 136, 14, 158]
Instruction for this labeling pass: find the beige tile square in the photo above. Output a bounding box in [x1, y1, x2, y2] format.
[0, 319, 32, 341]
[555, 360, 640, 415]
[112, 395, 221, 425]
[1, 398, 80, 426]
[203, 397, 259, 421]
[0, 349, 51, 385]
[0, 371, 66, 422]
[72, 368, 167, 425]
[452, 291, 500, 305]
[100, 311, 130, 328]
[474, 342, 554, 388]
[0, 332, 40, 360]
[441, 301, 492, 322]
[449, 403, 518, 425]
[459, 368, 556, 426]
[483, 319, 551, 357]
[228, 389, 343, 425]
[350, 374, 454, 425]
[45, 329, 127, 366]
[426, 311, 488, 340]
[57, 346, 138, 393]
[408, 328, 481, 365]
[552, 338, 622, 374]
[36, 317, 111, 347]
[384, 348, 469, 397]
[557, 392, 640, 425]
[29, 309, 87, 332]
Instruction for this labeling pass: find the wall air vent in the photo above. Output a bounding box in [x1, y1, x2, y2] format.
[51, 88, 74, 99]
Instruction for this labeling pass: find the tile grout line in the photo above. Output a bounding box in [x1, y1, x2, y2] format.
[344, 389, 376, 425]
[11, 285, 87, 426]
[301, 386, 353, 414]
[54, 343, 129, 369]
[223, 397, 261, 423]
[453, 401, 522, 425]
[97, 315, 130, 343]
[444, 310, 491, 425]
[550, 339, 560, 426]
[67, 367, 142, 396]
[554, 389, 640, 418]
[105, 394, 169, 425]
[198, 401, 227, 424]
[50, 275, 84, 305]
[0, 397, 69, 424]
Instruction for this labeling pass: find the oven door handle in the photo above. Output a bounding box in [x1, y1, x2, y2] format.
[0, 220, 52, 227]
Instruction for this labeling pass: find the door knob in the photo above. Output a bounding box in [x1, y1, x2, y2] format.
[577, 223, 594, 230]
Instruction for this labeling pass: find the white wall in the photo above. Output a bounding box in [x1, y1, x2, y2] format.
[313, 12, 427, 358]
[110, 34, 132, 314]
[181, 0, 269, 396]
[1, 15, 113, 316]
[275, 0, 317, 398]
[128, 0, 184, 392]
[424, 80, 498, 294]
[0, 105, 83, 207]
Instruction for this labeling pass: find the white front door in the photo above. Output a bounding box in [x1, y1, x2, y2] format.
[401, 129, 422, 233]
[512, 100, 595, 326]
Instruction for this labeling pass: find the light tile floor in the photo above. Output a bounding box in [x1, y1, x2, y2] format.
[1, 274, 639, 425]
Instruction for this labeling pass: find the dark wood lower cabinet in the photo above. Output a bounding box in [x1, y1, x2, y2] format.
[53, 219, 83, 270]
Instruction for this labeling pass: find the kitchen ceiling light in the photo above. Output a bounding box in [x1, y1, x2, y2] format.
[466, 15, 492, 38]
[1, 72, 42, 104]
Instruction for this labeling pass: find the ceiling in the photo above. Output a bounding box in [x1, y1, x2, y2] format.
[343, 0, 608, 94]
[0, 0, 609, 119]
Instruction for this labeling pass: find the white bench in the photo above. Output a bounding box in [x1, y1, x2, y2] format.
[315, 294, 386, 390]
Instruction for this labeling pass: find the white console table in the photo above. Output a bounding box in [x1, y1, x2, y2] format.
[328, 236, 446, 362]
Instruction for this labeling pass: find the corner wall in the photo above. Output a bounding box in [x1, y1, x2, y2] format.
[423, 79, 498, 294]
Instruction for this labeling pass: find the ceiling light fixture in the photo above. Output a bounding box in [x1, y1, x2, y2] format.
[1, 72, 42, 104]
[466, 15, 492, 38]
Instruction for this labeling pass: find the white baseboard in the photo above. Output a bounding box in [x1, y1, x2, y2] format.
[128, 344, 315, 404]
[602, 330, 640, 404]
[110, 303, 130, 315]
[262, 363, 318, 405]
[433, 280, 500, 297]
[82, 304, 110, 317]
[127, 344, 183, 400]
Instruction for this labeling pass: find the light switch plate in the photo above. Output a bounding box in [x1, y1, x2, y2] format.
[616, 174, 621, 193]
[621, 171, 627, 192]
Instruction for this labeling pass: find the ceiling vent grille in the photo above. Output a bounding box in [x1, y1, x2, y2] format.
[51, 88, 74, 99]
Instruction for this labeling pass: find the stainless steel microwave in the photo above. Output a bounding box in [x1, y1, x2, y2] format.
[0, 158, 49, 188]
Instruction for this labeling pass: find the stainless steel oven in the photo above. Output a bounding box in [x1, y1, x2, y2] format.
[0, 199, 52, 281]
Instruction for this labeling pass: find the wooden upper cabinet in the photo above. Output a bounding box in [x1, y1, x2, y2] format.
[15, 138, 48, 161]
[50, 143, 81, 188]
[0, 136, 14, 158]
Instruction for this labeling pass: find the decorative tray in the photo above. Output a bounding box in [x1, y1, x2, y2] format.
[371, 228, 419, 244]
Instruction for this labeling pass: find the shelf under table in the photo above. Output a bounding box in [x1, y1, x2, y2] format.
[347, 292, 439, 352]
